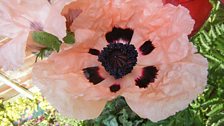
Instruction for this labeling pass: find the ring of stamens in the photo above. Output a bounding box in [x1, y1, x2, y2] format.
[98, 43, 138, 79]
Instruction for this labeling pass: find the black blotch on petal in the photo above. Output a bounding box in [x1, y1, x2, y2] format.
[88, 48, 100, 56]
[83, 67, 104, 85]
[110, 84, 121, 93]
[106, 27, 134, 43]
[136, 66, 158, 88]
[139, 40, 155, 55]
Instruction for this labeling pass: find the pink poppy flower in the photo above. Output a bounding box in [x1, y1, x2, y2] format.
[0, 0, 70, 70]
[33, 0, 208, 122]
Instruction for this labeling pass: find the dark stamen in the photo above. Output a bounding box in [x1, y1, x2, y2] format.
[106, 27, 134, 43]
[83, 67, 104, 85]
[98, 43, 138, 79]
[136, 66, 158, 88]
[88, 48, 100, 56]
[110, 84, 121, 93]
[139, 40, 154, 55]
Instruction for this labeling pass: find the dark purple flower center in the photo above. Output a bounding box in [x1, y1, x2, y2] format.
[83, 27, 158, 91]
[98, 43, 138, 79]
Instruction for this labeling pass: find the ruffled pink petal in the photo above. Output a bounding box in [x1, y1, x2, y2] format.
[33, 61, 110, 120]
[112, 0, 163, 28]
[74, 29, 97, 46]
[32, 37, 110, 95]
[0, 20, 22, 38]
[63, 98, 107, 120]
[33, 61, 92, 96]
[108, 0, 139, 28]
[33, 47, 113, 119]
[70, 0, 112, 32]
[82, 66, 144, 101]
[47, 47, 99, 74]
[0, 0, 51, 31]
[66, 0, 163, 33]
[0, 31, 28, 70]
[32, 25, 110, 103]
[80, 70, 116, 101]
[129, 4, 194, 40]
[33, 47, 114, 99]
[43, 10, 66, 40]
[122, 43, 208, 122]
[15, 0, 50, 28]
[0, 1, 24, 37]
[73, 29, 109, 52]
[43, 0, 71, 39]
[0, 0, 52, 70]
[129, 4, 194, 66]
[33, 65, 107, 119]
[1, 0, 67, 38]
[137, 34, 189, 66]
[33, 37, 141, 117]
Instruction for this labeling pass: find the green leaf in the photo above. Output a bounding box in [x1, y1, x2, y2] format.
[102, 115, 118, 126]
[207, 113, 224, 125]
[201, 98, 224, 108]
[118, 109, 133, 126]
[32, 31, 62, 52]
[207, 104, 224, 117]
[35, 48, 53, 62]
[215, 117, 224, 126]
[63, 32, 75, 44]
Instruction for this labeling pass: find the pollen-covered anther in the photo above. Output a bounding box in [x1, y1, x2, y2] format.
[98, 43, 138, 79]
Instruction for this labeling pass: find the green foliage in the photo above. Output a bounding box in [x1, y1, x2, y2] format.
[191, 5, 224, 126]
[32, 31, 62, 52]
[192, 23, 224, 70]
[84, 97, 144, 126]
[23, 109, 83, 126]
[63, 32, 75, 44]
[33, 31, 76, 60]
[0, 93, 82, 126]
[35, 48, 53, 62]
[84, 96, 204, 126]
[0, 94, 40, 126]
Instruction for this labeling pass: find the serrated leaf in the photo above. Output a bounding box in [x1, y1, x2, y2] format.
[32, 31, 62, 52]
